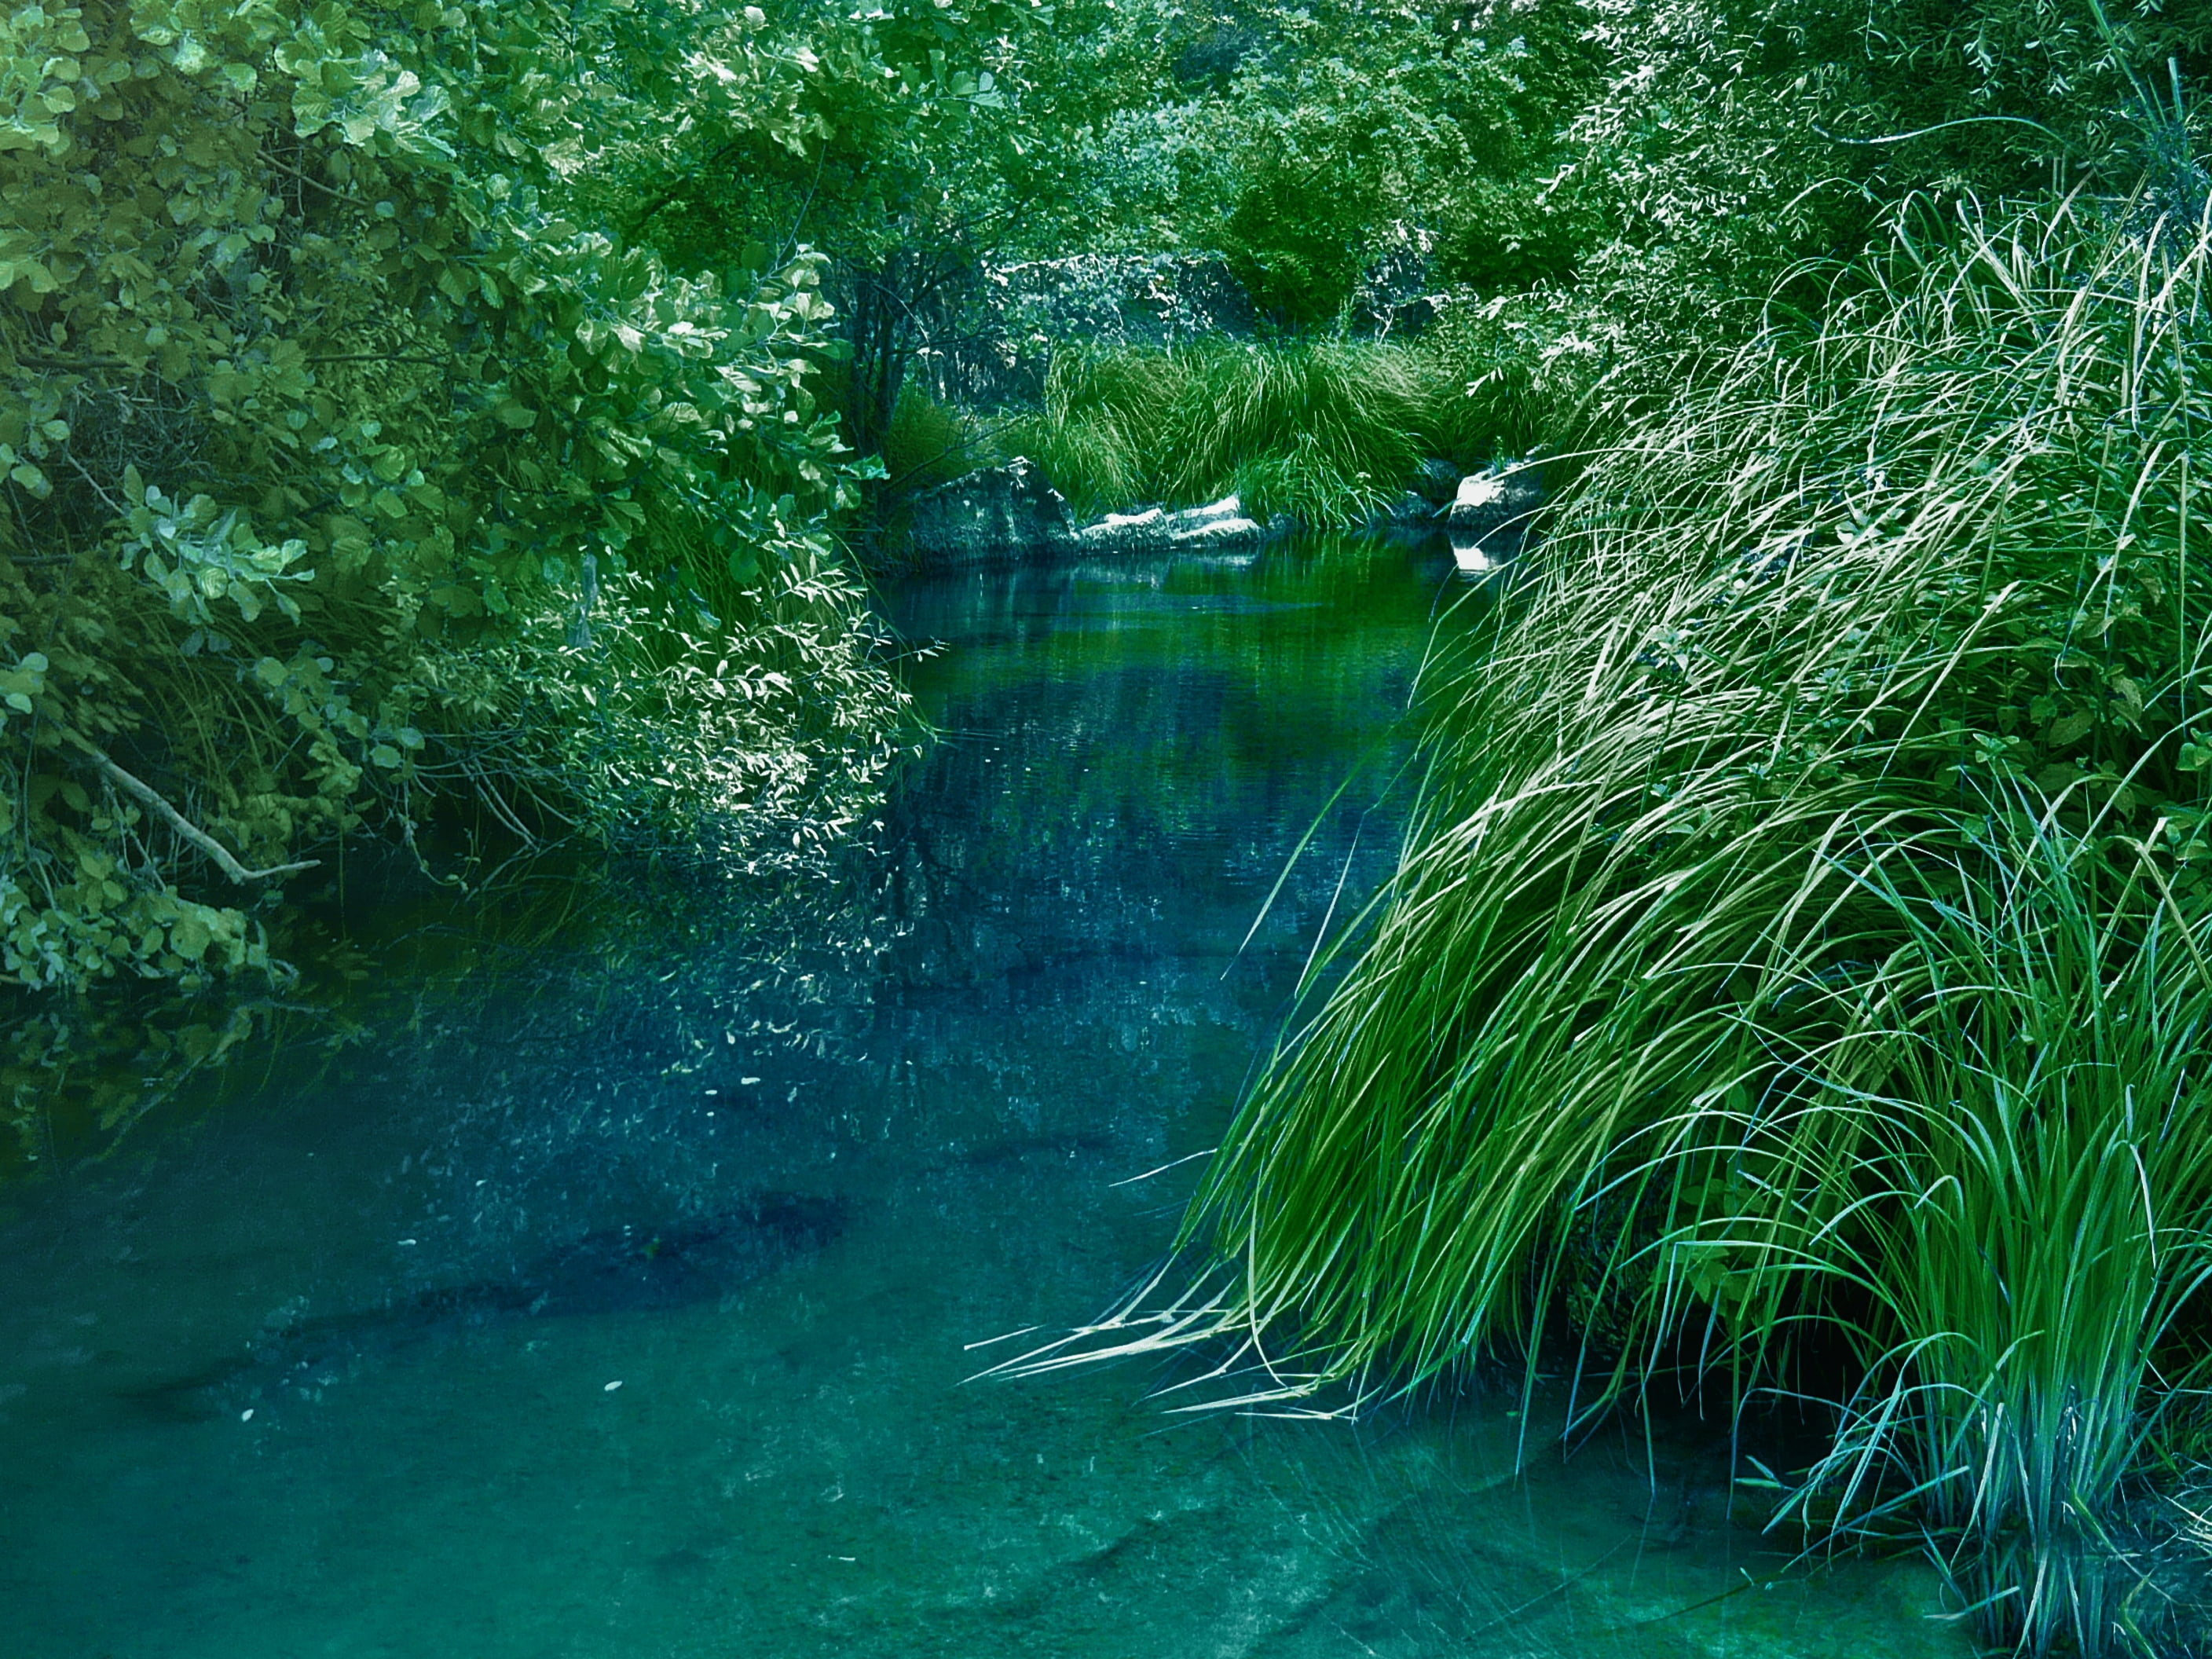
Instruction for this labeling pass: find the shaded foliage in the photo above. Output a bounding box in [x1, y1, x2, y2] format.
[0, 0, 913, 1154]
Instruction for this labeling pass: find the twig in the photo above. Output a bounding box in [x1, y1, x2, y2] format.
[21, 349, 451, 374]
[68, 734, 319, 884]
[263, 155, 369, 206]
[19, 356, 137, 372]
[60, 452, 127, 517]
[775, 146, 830, 269]
[1462, 1538, 1631, 1638]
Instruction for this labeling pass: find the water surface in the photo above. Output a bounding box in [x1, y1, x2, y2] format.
[0, 540, 1962, 1657]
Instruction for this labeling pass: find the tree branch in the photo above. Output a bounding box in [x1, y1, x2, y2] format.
[61, 451, 127, 517]
[68, 734, 320, 884]
[263, 155, 370, 206]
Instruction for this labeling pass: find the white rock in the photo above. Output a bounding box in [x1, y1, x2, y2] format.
[1453, 473, 1507, 510]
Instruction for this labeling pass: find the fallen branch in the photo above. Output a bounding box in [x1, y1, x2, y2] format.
[71, 737, 320, 884]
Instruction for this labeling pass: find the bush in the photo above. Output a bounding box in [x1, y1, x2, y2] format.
[0, 0, 911, 1155]
[880, 386, 977, 490]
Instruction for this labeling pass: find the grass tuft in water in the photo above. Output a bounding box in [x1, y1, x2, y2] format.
[1020, 191, 2212, 1654]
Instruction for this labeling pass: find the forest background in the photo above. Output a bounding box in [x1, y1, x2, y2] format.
[6, 1, 2212, 1651]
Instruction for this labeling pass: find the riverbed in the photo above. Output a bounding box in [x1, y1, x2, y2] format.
[0, 540, 1963, 1657]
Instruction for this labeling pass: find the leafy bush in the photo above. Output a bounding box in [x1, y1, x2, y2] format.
[0, 0, 911, 1153]
[1221, 155, 1379, 329]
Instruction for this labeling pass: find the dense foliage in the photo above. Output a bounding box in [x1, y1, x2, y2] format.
[14, 0, 2212, 1647]
[0, 0, 914, 1148]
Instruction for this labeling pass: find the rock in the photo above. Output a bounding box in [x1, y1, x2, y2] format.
[1073, 493, 1273, 555]
[1447, 463, 1544, 578]
[903, 458, 1078, 566]
[1446, 466, 1543, 534]
[1362, 490, 1441, 540]
[1446, 464, 1543, 574]
[899, 471, 1280, 566]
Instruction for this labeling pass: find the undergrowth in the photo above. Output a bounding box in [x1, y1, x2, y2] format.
[1008, 191, 2212, 1654]
[1002, 337, 1530, 527]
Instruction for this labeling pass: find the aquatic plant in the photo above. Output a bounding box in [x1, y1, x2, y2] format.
[1019, 190, 2212, 1652]
[1791, 816, 2212, 1653]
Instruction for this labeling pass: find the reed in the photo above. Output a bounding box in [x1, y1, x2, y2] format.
[1005, 336, 1497, 526]
[1020, 192, 2212, 1653]
[1785, 818, 2212, 1652]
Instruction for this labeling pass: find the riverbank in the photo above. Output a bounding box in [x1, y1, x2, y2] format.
[1068, 193, 2212, 1655]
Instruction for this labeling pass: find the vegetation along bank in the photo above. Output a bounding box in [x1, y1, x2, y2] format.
[9, 0, 2212, 1651]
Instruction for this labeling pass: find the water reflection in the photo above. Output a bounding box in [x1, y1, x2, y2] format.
[0, 539, 1957, 1657]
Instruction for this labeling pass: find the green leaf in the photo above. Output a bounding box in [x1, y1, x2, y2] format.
[170, 914, 211, 960]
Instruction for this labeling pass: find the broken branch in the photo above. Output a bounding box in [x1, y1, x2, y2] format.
[70, 736, 320, 884]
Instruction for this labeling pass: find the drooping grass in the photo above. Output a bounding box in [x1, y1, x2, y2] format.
[1012, 194, 2212, 1654]
[1003, 337, 1509, 526]
[1782, 819, 2212, 1652]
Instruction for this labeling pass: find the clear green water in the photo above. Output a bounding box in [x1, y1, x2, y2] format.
[0, 542, 1964, 1657]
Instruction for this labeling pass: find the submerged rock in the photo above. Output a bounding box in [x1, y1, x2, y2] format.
[1367, 490, 1436, 531]
[123, 1194, 847, 1419]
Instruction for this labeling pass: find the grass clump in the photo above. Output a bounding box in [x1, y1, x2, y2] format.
[881, 386, 983, 492]
[1799, 821, 2212, 1652]
[1027, 192, 2212, 1654]
[1005, 338, 1506, 527]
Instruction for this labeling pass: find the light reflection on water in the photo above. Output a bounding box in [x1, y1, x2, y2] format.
[0, 539, 1960, 1657]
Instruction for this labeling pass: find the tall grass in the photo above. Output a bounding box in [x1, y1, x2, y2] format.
[1005, 338, 1504, 526]
[881, 383, 981, 492]
[1790, 819, 2212, 1651]
[1016, 195, 2212, 1653]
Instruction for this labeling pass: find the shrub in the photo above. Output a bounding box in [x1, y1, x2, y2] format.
[881, 386, 977, 490]
[0, 0, 911, 1155]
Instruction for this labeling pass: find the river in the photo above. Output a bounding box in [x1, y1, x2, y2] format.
[0, 539, 1962, 1657]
